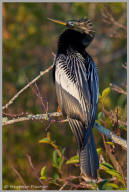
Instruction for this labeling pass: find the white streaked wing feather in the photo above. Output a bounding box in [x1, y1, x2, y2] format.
[55, 51, 99, 126]
[55, 60, 80, 103]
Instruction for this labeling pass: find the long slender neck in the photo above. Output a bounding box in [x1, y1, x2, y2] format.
[57, 29, 93, 56]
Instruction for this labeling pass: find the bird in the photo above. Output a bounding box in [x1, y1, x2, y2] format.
[48, 17, 99, 180]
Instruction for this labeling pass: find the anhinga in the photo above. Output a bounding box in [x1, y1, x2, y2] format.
[48, 17, 99, 180]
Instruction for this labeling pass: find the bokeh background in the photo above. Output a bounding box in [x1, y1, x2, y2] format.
[3, 2, 127, 190]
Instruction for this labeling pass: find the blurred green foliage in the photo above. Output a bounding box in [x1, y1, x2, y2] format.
[3, 2, 127, 190]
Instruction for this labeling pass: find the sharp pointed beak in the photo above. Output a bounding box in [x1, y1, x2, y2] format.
[48, 18, 67, 26]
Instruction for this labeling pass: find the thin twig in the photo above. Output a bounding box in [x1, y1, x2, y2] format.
[110, 83, 127, 95]
[102, 10, 127, 31]
[122, 64, 127, 69]
[102, 107, 127, 127]
[59, 182, 67, 190]
[2, 112, 127, 150]
[26, 154, 47, 189]
[31, 82, 48, 114]
[31, 82, 53, 132]
[12, 166, 26, 187]
[2, 64, 53, 110]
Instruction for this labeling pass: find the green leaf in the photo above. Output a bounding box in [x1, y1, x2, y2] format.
[100, 162, 113, 170]
[47, 132, 51, 141]
[105, 141, 115, 147]
[119, 125, 126, 131]
[119, 188, 127, 190]
[102, 182, 119, 190]
[97, 112, 103, 120]
[53, 173, 60, 181]
[40, 166, 47, 180]
[100, 163, 124, 184]
[98, 179, 109, 190]
[38, 137, 50, 144]
[58, 156, 64, 169]
[52, 150, 58, 168]
[99, 179, 119, 190]
[102, 87, 111, 98]
[97, 148, 102, 155]
[52, 150, 64, 169]
[61, 147, 65, 155]
[40, 176, 47, 180]
[106, 170, 123, 182]
[98, 92, 102, 99]
[2, 117, 8, 123]
[66, 155, 79, 164]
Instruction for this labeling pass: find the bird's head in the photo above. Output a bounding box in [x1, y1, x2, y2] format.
[48, 17, 95, 38]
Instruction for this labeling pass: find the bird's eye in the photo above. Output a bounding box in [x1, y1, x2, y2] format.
[68, 21, 74, 27]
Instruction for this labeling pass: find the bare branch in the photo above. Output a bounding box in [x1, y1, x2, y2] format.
[26, 154, 47, 189]
[59, 182, 68, 190]
[102, 10, 126, 31]
[94, 122, 127, 150]
[2, 112, 29, 118]
[102, 107, 127, 127]
[110, 83, 127, 95]
[2, 64, 53, 110]
[12, 166, 26, 186]
[2, 112, 127, 150]
[31, 82, 48, 114]
[2, 112, 61, 126]
[122, 64, 127, 69]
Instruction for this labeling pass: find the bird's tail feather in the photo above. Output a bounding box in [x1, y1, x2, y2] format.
[68, 118, 99, 180]
[80, 129, 99, 180]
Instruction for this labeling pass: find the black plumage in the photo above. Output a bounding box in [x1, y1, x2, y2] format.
[49, 18, 99, 180]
